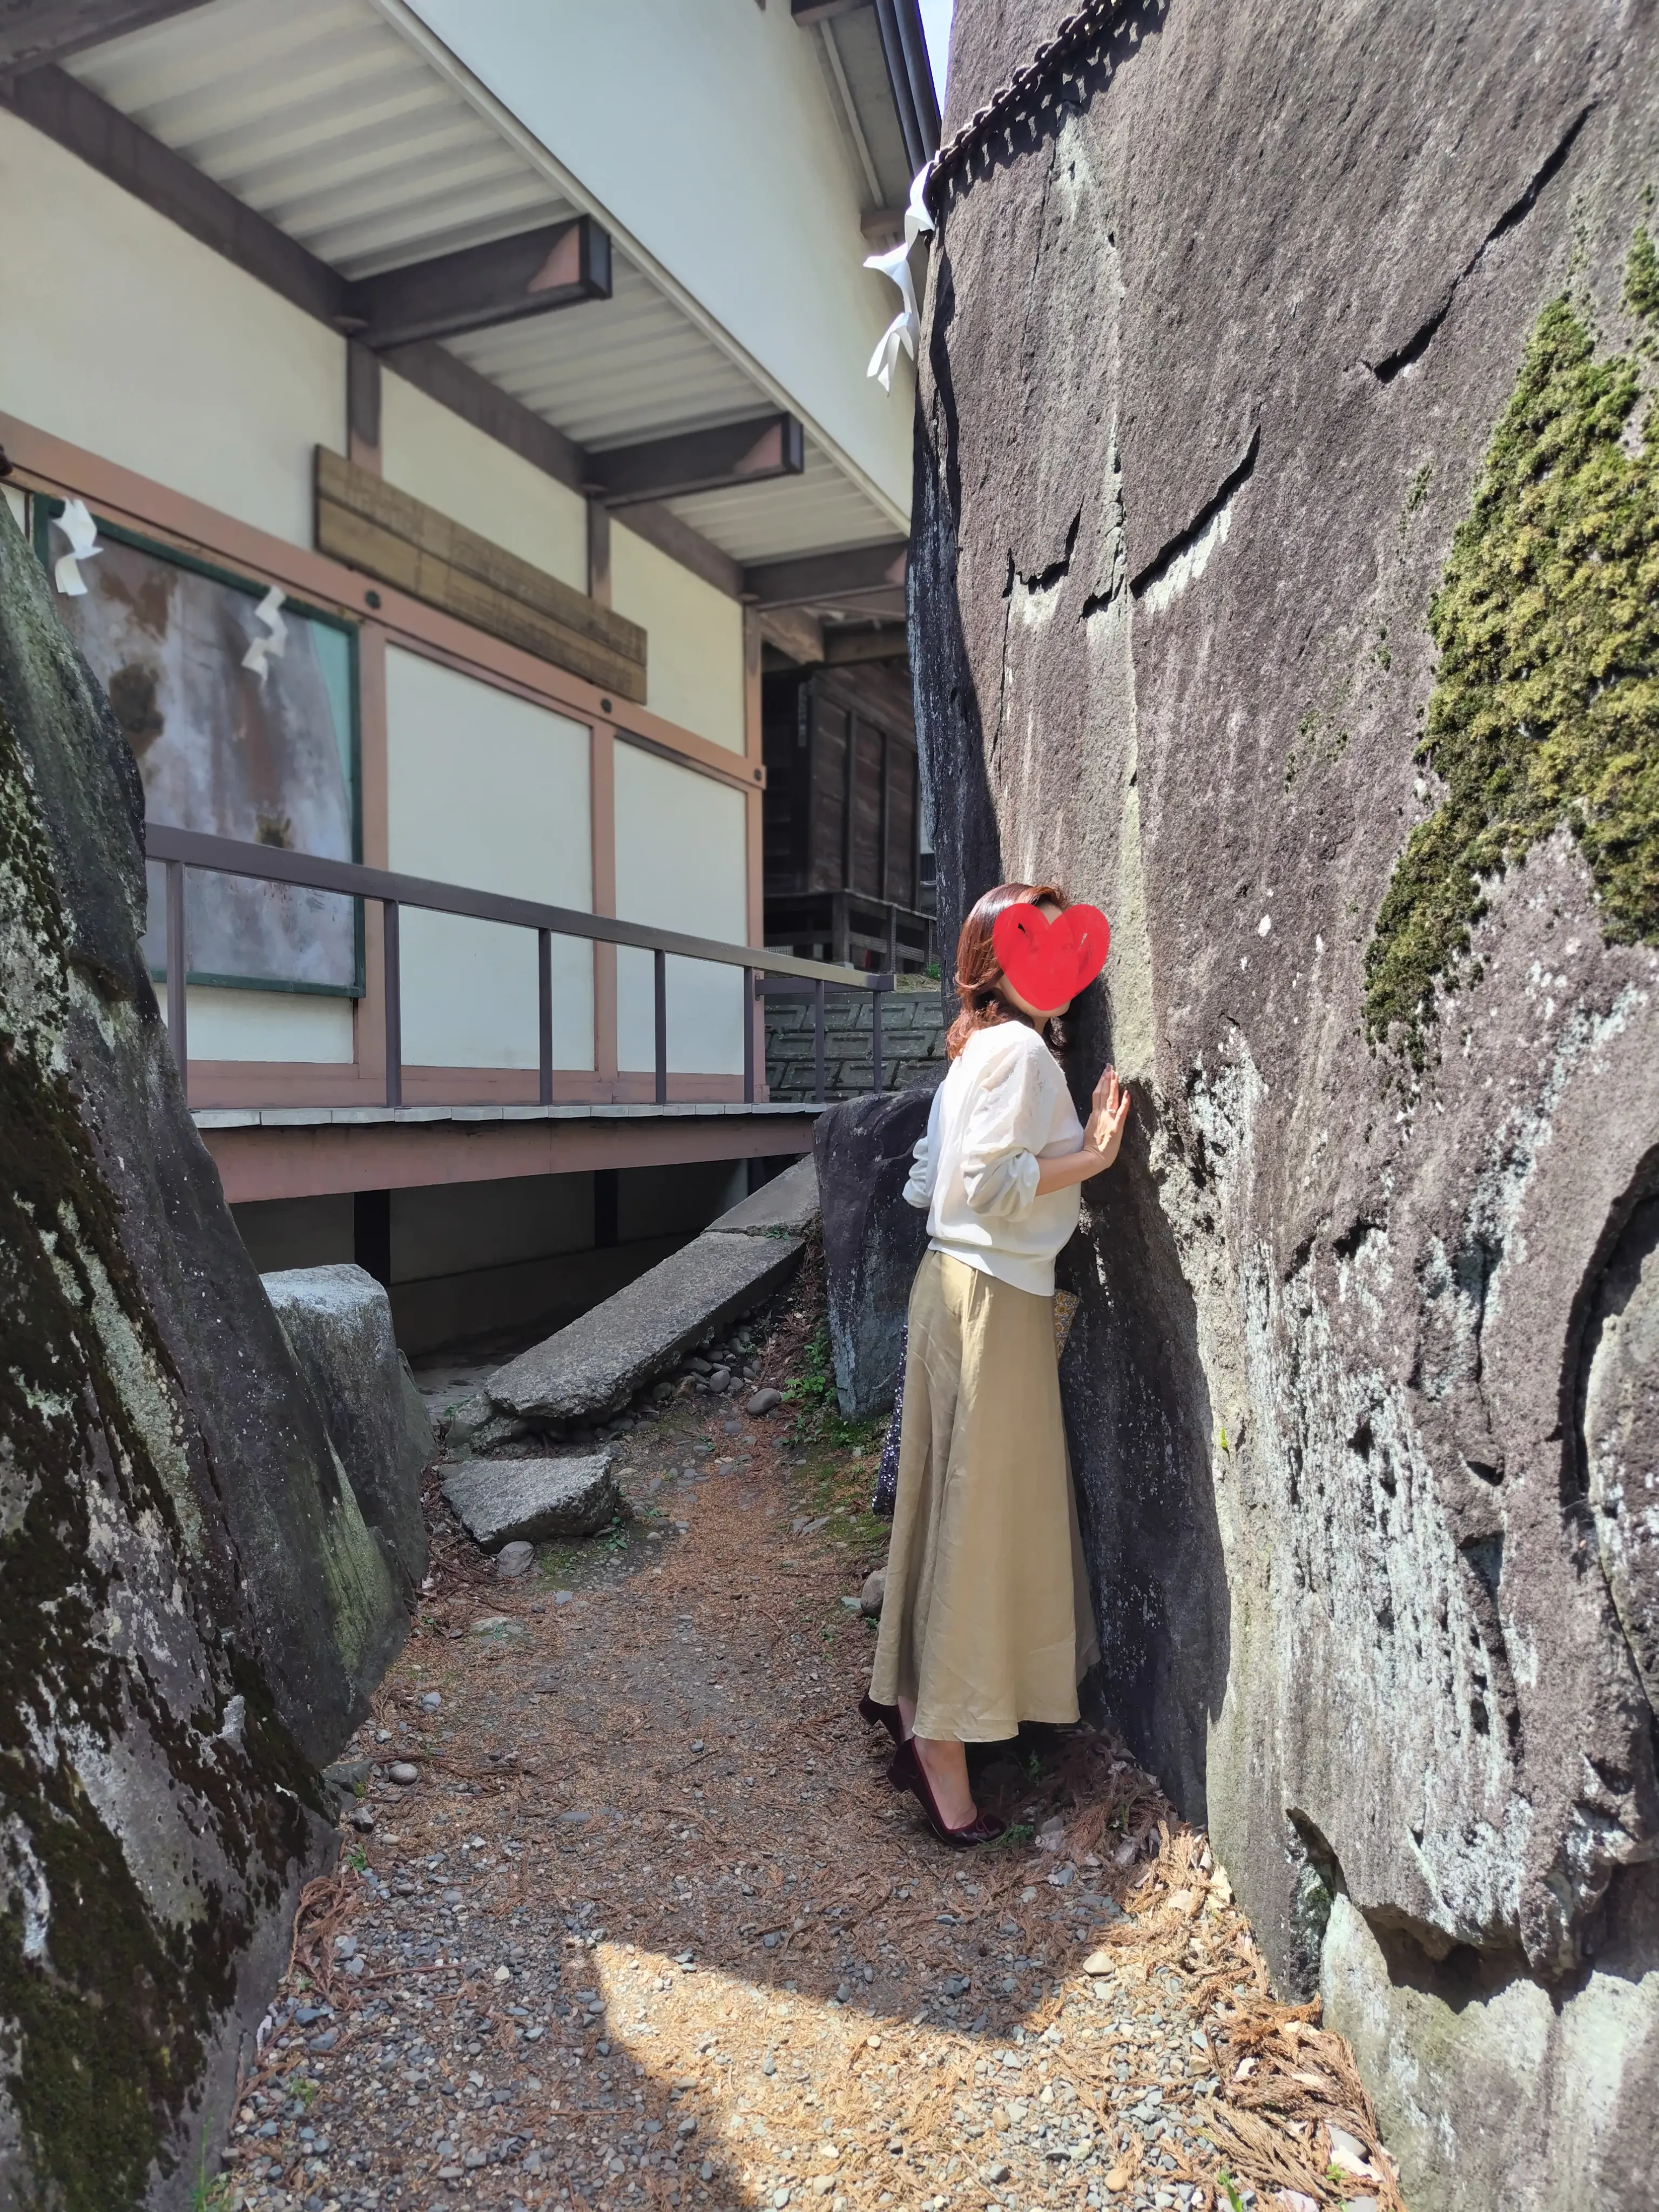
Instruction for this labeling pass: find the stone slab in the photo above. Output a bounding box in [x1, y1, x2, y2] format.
[815, 1086, 938, 1419]
[442, 1454, 618, 1548]
[448, 1229, 805, 1451]
[706, 1154, 820, 1237]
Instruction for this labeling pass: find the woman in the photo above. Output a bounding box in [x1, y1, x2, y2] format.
[863, 881, 1131, 1845]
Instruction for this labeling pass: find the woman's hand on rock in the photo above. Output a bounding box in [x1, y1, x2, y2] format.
[1085, 1065, 1131, 1170]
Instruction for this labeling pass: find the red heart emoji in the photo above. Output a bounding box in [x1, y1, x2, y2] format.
[992, 901, 1111, 1009]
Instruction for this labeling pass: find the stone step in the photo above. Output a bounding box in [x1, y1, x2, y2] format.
[447, 1158, 819, 1453]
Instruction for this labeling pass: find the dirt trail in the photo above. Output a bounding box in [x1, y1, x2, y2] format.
[218, 1275, 1401, 2212]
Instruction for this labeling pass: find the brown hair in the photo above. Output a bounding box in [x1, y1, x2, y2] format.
[945, 880, 1067, 1060]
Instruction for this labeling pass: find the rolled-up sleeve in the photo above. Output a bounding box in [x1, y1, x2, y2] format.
[960, 1033, 1050, 1220]
[902, 1095, 941, 1210]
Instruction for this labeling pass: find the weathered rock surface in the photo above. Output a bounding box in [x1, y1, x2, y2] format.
[442, 1454, 618, 1549]
[263, 1263, 435, 1594]
[450, 1230, 806, 1452]
[816, 1086, 936, 1417]
[0, 504, 407, 2204]
[915, 6, 1659, 2204]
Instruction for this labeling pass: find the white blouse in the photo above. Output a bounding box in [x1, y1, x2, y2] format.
[903, 1019, 1086, 1297]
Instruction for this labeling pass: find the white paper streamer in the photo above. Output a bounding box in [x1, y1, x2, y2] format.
[51, 498, 101, 596]
[241, 585, 288, 684]
[865, 163, 937, 392]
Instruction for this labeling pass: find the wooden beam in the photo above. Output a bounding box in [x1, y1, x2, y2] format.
[742, 539, 907, 608]
[758, 606, 825, 664]
[351, 216, 611, 351]
[314, 448, 648, 703]
[590, 413, 805, 507]
[618, 501, 744, 600]
[0, 0, 214, 75]
[822, 622, 908, 664]
[1, 65, 349, 323]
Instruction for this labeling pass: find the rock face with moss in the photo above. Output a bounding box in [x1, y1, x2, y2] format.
[0, 502, 407, 2208]
[915, 4, 1659, 2204]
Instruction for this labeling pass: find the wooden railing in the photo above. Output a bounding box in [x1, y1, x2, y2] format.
[145, 825, 892, 1110]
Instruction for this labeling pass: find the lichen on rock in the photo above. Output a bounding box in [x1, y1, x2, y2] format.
[1365, 276, 1659, 1056]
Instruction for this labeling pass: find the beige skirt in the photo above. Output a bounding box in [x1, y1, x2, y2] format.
[868, 1249, 1100, 1743]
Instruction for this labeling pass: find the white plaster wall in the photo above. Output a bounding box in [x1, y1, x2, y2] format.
[403, 0, 913, 526]
[385, 647, 594, 1068]
[0, 111, 344, 545]
[157, 984, 355, 1063]
[613, 741, 747, 1077]
[380, 368, 588, 591]
[611, 520, 745, 753]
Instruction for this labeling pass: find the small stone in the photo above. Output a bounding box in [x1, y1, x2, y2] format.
[839, 1595, 862, 1612]
[388, 1762, 420, 1786]
[707, 1367, 731, 1392]
[981, 2162, 1011, 2185]
[495, 1541, 535, 1579]
[746, 1388, 784, 1414]
[1082, 1950, 1113, 1976]
[859, 1568, 886, 1617]
[349, 1806, 375, 1833]
[420, 1690, 442, 1710]
[677, 2117, 697, 2137]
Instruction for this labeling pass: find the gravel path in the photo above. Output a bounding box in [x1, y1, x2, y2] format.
[217, 1278, 1402, 2212]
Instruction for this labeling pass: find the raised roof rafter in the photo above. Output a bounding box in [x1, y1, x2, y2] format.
[349, 217, 612, 351]
[588, 415, 805, 508]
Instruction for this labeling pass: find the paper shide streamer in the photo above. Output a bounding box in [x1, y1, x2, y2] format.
[242, 585, 288, 685]
[864, 164, 935, 392]
[51, 497, 102, 596]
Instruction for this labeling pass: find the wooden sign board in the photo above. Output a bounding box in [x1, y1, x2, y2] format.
[314, 448, 647, 703]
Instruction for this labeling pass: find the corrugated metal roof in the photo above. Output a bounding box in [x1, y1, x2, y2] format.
[447, 259, 758, 453]
[667, 441, 900, 566]
[65, 0, 901, 564]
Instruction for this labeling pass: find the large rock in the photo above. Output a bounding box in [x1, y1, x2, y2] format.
[442, 1453, 618, 1549]
[450, 1228, 806, 1452]
[915, 6, 1659, 2203]
[815, 1086, 937, 1418]
[264, 1263, 435, 1592]
[0, 502, 406, 2206]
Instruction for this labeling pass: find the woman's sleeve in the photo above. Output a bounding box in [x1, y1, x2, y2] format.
[960, 1034, 1050, 1220]
[902, 1091, 942, 1209]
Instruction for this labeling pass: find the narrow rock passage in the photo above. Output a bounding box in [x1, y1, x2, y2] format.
[222, 1287, 1403, 2212]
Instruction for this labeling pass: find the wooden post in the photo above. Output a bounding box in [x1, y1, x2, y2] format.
[165, 858, 187, 1101]
[586, 499, 611, 606]
[347, 341, 382, 474]
[653, 947, 668, 1105]
[743, 967, 755, 1103]
[383, 899, 402, 1109]
[538, 928, 554, 1105]
[872, 984, 884, 1096]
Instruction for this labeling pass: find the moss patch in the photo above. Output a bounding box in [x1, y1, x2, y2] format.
[1364, 280, 1659, 1057]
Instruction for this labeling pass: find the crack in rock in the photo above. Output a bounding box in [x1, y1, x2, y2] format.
[1129, 427, 1259, 614]
[1368, 103, 1595, 383]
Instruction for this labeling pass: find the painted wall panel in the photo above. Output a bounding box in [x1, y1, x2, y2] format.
[406, 0, 913, 523]
[385, 647, 594, 1068]
[613, 741, 746, 1076]
[158, 983, 355, 1063]
[380, 368, 588, 592]
[611, 519, 744, 753]
[0, 111, 344, 545]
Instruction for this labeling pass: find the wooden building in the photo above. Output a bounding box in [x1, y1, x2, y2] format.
[761, 658, 935, 972]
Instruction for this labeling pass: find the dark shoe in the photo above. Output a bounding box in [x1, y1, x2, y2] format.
[889, 1738, 1007, 1849]
[858, 1692, 904, 1746]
